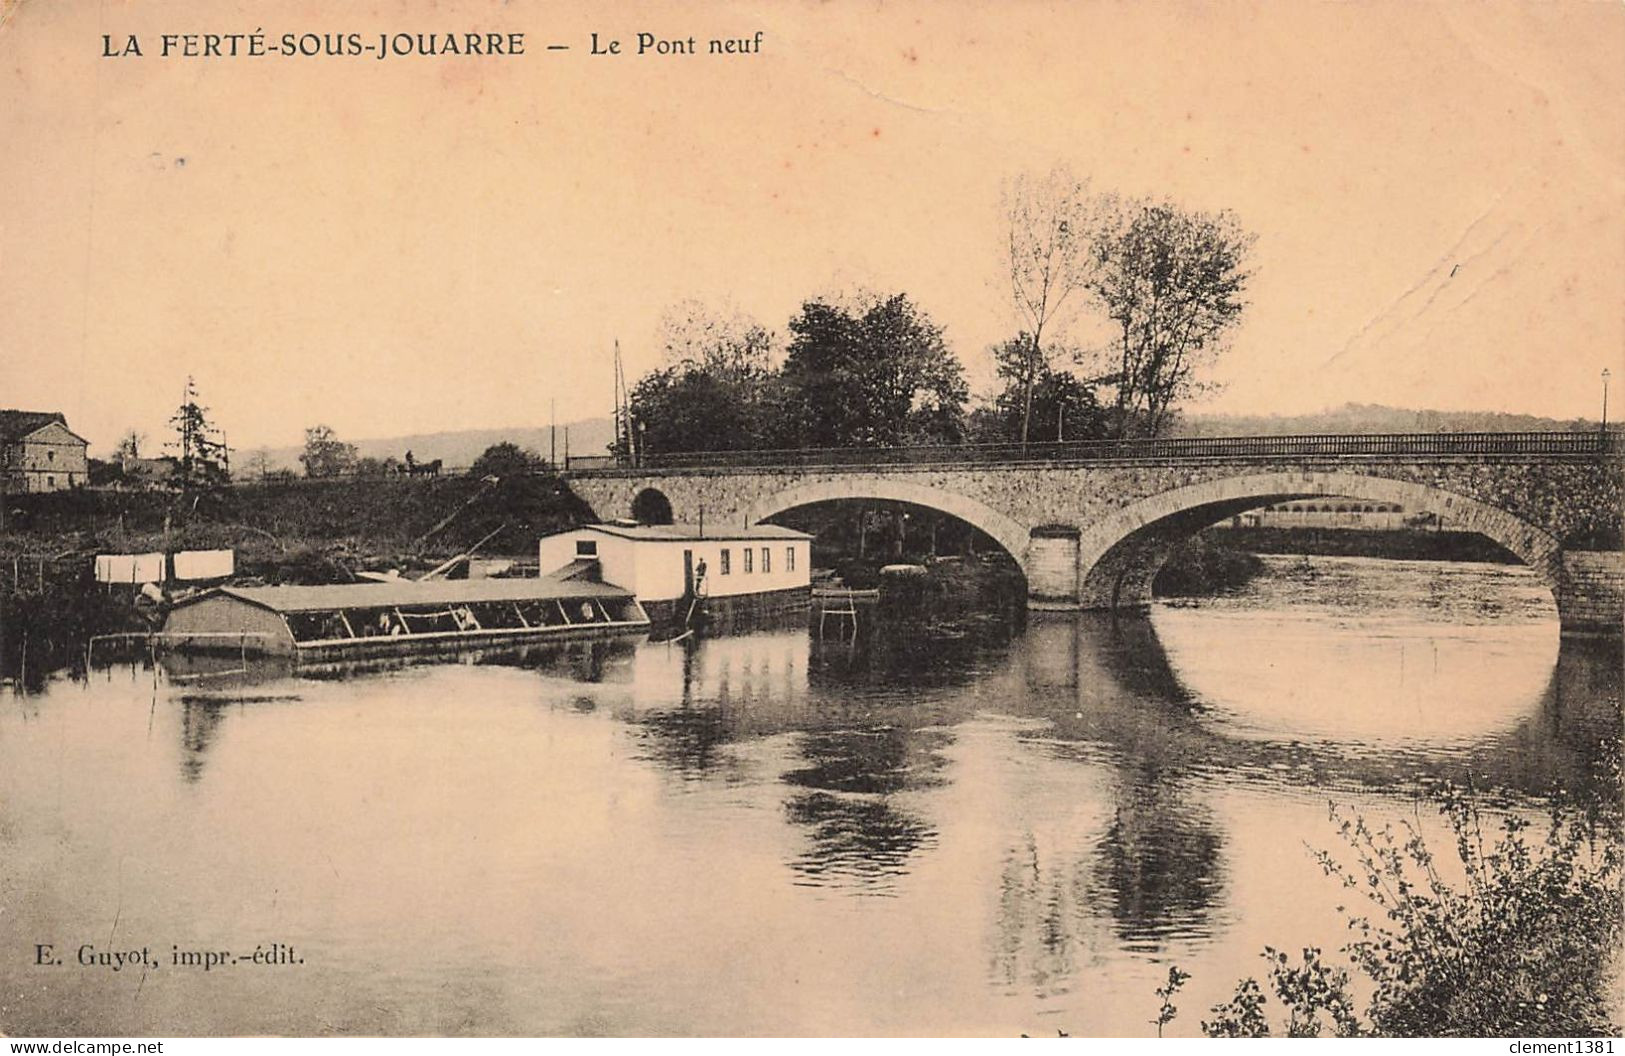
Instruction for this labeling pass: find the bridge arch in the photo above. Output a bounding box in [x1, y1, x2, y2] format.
[1075, 470, 1565, 611]
[631, 487, 674, 525]
[744, 478, 1034, 577]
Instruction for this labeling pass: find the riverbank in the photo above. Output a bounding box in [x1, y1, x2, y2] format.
[1211, 524, 1522, 563]
[1, 474, 592, 574]
[1154, 535, 1267, 596]
[0, 476, 594, 686]
[1153, 526, 1526, 598]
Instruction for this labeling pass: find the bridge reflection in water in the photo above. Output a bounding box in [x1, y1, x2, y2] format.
[612, 601, 1603, 844]
[156, 598, 1616, 882]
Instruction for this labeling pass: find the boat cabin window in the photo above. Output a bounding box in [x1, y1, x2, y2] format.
[743, 548, 753, 573]
[761, 547, 770, 573]
[576, 539, 598, 557]
[786, 546, 795, 572]
[719, 549, 730, 575]
[286, 609, 366, 642]
[279, 592, 639, 645]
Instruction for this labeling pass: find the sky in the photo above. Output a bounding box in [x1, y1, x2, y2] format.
[2, 0, 1622, 453]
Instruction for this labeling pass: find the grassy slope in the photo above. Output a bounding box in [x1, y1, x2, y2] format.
[1, 475, 595, 577]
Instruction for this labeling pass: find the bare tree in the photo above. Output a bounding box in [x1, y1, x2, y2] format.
[114, 429, 144, 465]
[656, 298, 778, 380]
[1004, 168, 1107, 446]
[1089, 200, 1254, 437]
[243, 448, 274, 481]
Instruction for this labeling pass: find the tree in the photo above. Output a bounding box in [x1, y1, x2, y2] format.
[167, 377, 230, 486]
[470, 442, 546, 478]
[1004, 168, 1108, 446]
[114, 429, 144, 465]
[779, 293, 968, 448]
[242, 448, 275, 481]
[656, 299, 777, 379]
[628, 303, 781, 456]
[86, 457, 125, 487]
[630, 366, 770, 455]
[299, 424, 357, 478]
[974, 333, 1108, 444]
[1088, 199, 1254, 438]
[353, 456, 391, 479]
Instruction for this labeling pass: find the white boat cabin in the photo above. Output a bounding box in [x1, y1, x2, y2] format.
[539, 522, 812, 604]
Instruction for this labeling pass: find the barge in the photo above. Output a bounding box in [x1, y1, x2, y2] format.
[161, 570, 650, 660]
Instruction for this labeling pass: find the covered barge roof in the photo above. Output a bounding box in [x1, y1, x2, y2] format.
[175, 574, 633, 615]
[576, 522, 811, 541]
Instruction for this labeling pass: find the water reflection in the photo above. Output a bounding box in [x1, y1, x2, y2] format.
[990, 834, 1088, 998]
[785, 791, 937, 894]
[1005, 612, 1615, 802]
[177, 695, 231, 782]
[621, 632, 804, 780]
[809, 607, 1020, 691]
[636, 701, 737, 779]
[623, 629, 953, 887]
[3, 557, 1618, 1036]
[784, 727, 951, 795]
[1089, 781, 1226, 953]
[781, 726, 949, 892]
[984, 777, 1227, 996]
[982, 616, 1232, 987]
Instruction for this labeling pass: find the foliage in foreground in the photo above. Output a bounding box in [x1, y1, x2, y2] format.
[1160, 785, 1623, 1037]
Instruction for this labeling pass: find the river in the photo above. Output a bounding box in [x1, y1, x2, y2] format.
[0, 555, 1617, 1036]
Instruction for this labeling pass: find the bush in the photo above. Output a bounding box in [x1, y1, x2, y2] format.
[469, 442, 547, 479]
[1153, 534, 1264, 596]
[1162, 784, 1623, 1037]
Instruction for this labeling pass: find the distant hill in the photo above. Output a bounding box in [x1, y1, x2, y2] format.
[1173, 403, 1598, 437]
[246, 417, 616, 473]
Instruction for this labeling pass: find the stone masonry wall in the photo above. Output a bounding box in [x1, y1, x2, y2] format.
[1026, 534, 1080, 601]
[567, 455, 1622, 632]
[1560, 551, 1625, 635]
[572, 458, 1617, 553]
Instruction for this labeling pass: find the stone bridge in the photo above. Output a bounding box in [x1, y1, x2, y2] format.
[564, 434, 1623, 636]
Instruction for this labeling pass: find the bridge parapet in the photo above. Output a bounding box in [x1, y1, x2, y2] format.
[588, 430, 1623, 472]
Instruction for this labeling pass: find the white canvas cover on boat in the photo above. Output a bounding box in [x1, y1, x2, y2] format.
[173, 549, 235, 580]
[95, 552, 165, 584]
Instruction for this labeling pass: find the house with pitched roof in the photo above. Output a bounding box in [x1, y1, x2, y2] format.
[0, 410, 89, 492]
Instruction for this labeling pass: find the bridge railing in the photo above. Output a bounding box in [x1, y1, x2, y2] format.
[581, 430, 1624, 472]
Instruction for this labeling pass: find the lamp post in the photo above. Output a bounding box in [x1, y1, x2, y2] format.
[1602, 368, 1611, 437]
